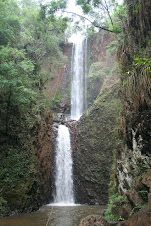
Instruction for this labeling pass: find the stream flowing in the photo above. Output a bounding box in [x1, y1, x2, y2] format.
[0, 205, 106, 226]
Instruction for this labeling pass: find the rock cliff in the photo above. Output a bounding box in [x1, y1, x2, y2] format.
[73, 31, 120, 204]
[0, 111, 53, 216]
[105, 0, 151, 223]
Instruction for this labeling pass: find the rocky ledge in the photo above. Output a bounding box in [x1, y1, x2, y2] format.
[79, 208, 151, 226]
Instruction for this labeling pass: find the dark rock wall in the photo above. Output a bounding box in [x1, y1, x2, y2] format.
[51, 43, 73, 115]
[107, 0, 151, 221]
[42, 43, 72, 115]
[87, 32, 116, 108]
[33, 112, 53, 204]
[59, 43, 73, 114]
[73, 31, 120, 204]
[78, 0, 151, 223]
[0, 111, 53, 216]
[74, 77, 120, 204]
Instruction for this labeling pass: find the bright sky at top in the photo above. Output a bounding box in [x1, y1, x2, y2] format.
[42, 0, 124, 42]
[43, 0, 124, 14]
[65, 0, 124, 42]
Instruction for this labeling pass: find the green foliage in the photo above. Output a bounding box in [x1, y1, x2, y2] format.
[0, 47, 38, 134]
[77, 0, 92, 13]
[105, 193, 125, 221]
[19, 0, 68, 79]
[0, 0, 68, 135]
[134, 58, 151, 73]
[0, 197, 8, 214]
[76, 0, 126, 33]
[85, 26, 97, 37]
[50, 90, 62, 108]
[111, 24, 121, 33]
[107, 4, 127, 34]
[135, 57, 151, 66]
[76, 0, 115, 14]
[108, 149, 118, 197]
[48, 0, 67, 14]
[138, 190, 148, 203]
[0, 141, 41, 215]
[133, 4, 141, 14]
[88, 62, 104, 78]
[0, 148, 31, 186]
[136, 161, 149, 177]
[107, 40, 118, 56]
[129, 204, 144, 217]
[0, 0, 68, 216]
[114, 4, 127, 19]
[0, 0, 20, 46]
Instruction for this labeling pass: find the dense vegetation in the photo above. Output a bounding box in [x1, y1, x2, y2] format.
[0, 0, 68, 215]
[105, 0, 151, 222]
[1, 0, 151, 222]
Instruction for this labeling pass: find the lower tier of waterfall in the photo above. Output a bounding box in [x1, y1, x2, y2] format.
[55, 124, 74, 204]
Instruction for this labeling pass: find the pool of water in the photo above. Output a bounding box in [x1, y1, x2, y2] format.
[0, 205, 106, 226]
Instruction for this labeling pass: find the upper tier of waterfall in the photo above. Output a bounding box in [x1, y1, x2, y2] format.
[71, 38, 87, 120]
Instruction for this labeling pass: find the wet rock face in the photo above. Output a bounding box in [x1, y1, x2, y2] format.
[116, 110, 151, 212]
[87, 32, 116, 108]
[79, 215, 110, 226]
[79, 209, 151, 226]
[0, 112, 53, 216]
[59, 43, 73, 112]
[33, 112, 53, 204]
[113, 0, 151, 220]
[122, 208, 151, 226]
[73, 73, 120, 204]
[52, 43, 73, 114]
[111, 109, 151, 220]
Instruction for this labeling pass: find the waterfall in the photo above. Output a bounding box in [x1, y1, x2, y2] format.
[55, 125, 74, 204]
[52, 36, 88, 206]
[71, 38, 87, 120]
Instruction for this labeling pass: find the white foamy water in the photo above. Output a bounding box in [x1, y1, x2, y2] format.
[54, 125, 74, 204]
[71, 37, 87, 120]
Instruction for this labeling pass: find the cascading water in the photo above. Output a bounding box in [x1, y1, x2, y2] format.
[52, 36, 88, 206]
[71, 38, 87, 120]
[55, 125, 74, 204]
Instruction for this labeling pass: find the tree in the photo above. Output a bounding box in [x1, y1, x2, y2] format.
[19, 0, 68, 89]
[0, 47, 36, 134]
[46, 0, 124, 33]
[0, 0, 69, 137]
[77, 0, 114, 25]
[0, 0, 20, 46]
[76, 0, 125, 33]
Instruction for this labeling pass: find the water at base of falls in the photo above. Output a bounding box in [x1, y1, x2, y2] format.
[54, 125, 74, 205]
[0, 205, 106, 226]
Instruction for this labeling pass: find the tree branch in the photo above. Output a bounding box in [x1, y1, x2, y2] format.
[62, 10, 114, 33]
[104, 0, 114, 26]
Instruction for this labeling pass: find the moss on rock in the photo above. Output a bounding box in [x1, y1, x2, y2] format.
[73, 69, 121, 204]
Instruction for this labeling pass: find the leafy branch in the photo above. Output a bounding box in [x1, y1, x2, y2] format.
[62, 10, 114, 33]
